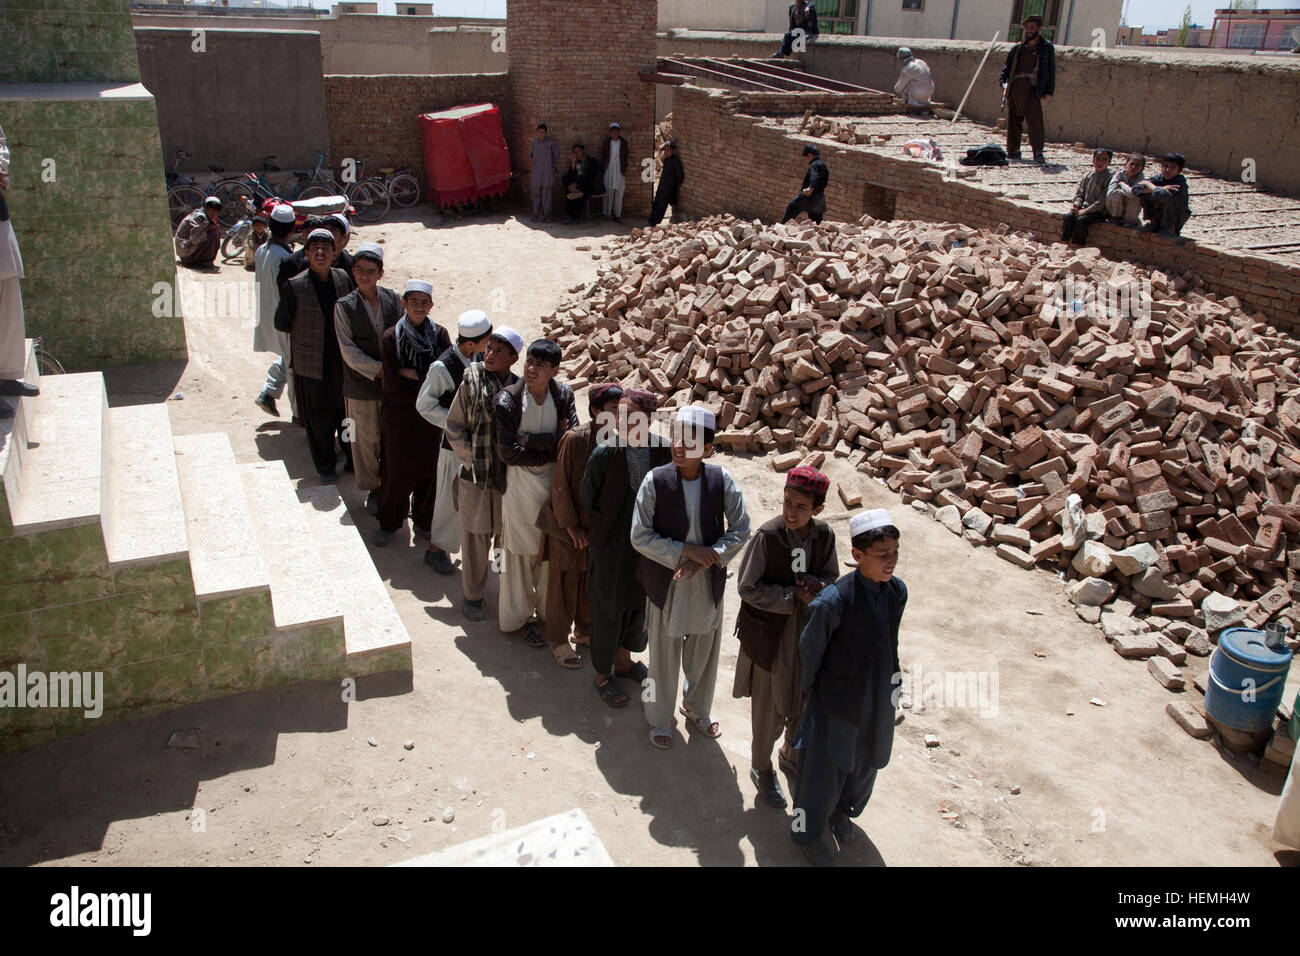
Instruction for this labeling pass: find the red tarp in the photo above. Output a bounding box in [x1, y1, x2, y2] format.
[417, 103, 511, 206]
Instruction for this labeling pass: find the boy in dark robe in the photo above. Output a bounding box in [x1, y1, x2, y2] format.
[581, 389, 672, 707]
[1137, 152, 1192, 238]
[791, 508, 906, 866]
[734, 467, 838, 810]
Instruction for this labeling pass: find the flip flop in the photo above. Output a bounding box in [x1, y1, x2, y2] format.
[614, 660, 648, 682]
[679, 706, 721, 739]
[551, 643, 582, 669]
[649, 727, 673, 749]
[522, 621, 546, 647]
[596, 677, 628, 708]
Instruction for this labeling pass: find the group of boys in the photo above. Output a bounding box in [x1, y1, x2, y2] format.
[408, 330, 909, 864]
[1060, 149, 1191, 246]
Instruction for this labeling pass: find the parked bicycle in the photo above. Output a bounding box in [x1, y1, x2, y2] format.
[344, 160, 391, 223]
[165, 149, 231, 227]
[213, 152, 339, 218]
[375, 166, 422, 208]
[33, 337, 65, 376]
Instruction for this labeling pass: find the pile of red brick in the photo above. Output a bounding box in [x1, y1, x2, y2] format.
[546, 213, 1300, 652]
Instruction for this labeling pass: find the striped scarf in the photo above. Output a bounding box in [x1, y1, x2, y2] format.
[463, 361, 508, 492]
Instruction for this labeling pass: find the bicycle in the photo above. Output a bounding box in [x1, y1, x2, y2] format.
[33, 337, 65, 376]
[344, 160, 391, 223]
[165, 149, 231, 227]
[375, 166, 421, 208]
[212, 153, 339, 219]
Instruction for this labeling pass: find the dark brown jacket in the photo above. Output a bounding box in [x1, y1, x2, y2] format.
[494, 378, 578, 468]
[600, 135, 630, 176]
[538, 422, 597, 570]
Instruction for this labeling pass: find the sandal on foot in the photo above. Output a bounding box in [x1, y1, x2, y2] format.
[614, 660, 648, 682]
[596, 677, 628, 708]
[551, 643, 582, 669]
[521, 621, 546, 647]
[649, 727, 673, 749]
[679, 705, 721, 739]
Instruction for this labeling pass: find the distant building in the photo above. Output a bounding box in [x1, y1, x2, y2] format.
[1211, 7, 1300, 50]
[395, 2, 434, 13]
[657, 0, 1122, 46]
[332, 1, 378, 14]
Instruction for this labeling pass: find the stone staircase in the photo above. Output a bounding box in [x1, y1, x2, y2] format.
[0, 341, 411, 752]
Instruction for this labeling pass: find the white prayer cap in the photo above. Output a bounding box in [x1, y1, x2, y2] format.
[306, 228, 335, 245]
[491, 325, 524, 355]
[404, 279, 433, 297]
[327, 212, 351, 235]
[353, 241, 384, 264]
[203, 195, 222, 207]
[675, 405, 716, 431]
[850, 509, 895, 539]
[457, 309, 492, 338]
[269, 204, 296, 224]
[609, 121, 621, 129]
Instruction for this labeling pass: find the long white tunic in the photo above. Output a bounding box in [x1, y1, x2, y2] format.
[604, 138, 625, 194]
[252, 240, 293, 354]
[500, 388, 557, 557]
[0, 125, 23, 281]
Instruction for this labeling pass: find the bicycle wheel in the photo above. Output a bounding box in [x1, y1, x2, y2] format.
[213, 181, 253, 227]
[347, 179, 390, 223]
[35, 347, 65, 376]
[388, 172, 420, 208]
[167, 184, 205, 226]
[296, 184, 333, 201]
[221, 222, 251, 263]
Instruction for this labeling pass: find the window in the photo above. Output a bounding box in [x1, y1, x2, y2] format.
[1228, 22, 1265, 48]
[902, 0, 923, 9]
[1008, 0, 1062, 42]
[815, 0, 858, 34]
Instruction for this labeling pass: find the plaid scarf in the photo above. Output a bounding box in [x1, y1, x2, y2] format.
[462, 361, 509, 492]
[395, 315, 439, 381]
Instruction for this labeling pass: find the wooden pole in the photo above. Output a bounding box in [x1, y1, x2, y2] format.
[952, 31, 999, 125]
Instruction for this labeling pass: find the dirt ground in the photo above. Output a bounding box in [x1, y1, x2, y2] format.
[0, 206, 1294, 868]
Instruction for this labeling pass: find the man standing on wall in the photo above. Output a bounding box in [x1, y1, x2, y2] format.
[0, 122, 37, 422]
[530, 123, 560, 223]
[600, 123, 629, 224]
[775, 0, 819, 58]
[781, 146, 829, 224]
[998, 14, 1055, 165]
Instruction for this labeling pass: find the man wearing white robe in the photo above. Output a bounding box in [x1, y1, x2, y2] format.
[0, 122, 37, 420]
[601, 123, 628, 222]
[253, 204, 298, 419]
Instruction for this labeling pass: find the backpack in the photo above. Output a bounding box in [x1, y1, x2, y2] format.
[959, 144, 1008, 167]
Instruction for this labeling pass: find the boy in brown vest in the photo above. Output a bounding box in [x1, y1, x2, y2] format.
[631, 406, 751, 750]
[734, 467, 838, 809]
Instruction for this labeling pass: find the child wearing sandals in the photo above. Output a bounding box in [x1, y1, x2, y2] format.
[733, 467, 838, 810]
[631, 406, 751, 749]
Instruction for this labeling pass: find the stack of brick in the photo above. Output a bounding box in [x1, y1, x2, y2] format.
[543, 214, 1300, 687]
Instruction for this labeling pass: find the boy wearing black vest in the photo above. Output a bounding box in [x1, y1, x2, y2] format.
[791, 509, 906, 866]
[734, 467, 838, 810]
[416, 309, 493, 574]
[631, 406, 751, 750]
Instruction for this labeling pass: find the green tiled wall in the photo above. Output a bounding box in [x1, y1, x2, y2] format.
[0, 0, 140, 85]
[0, 96, 187, 370]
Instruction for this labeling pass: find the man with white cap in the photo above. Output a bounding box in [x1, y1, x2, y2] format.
[0, 121, 37, 422]
[631, 405, 750, 749]
[277, 215, 356, 290]
[893, 47, 934, 109]
[274, 227, 355, 481]
[599, 122, 629, 223]
[334, 242, 403, 516]
[444, 325, 523, 621]
[376, 279, 451, 549]
[790, 507, 906, 866]
[174, 196, 223, 268]
[417, 309, 493, 574]
[254, 203, 300, 420]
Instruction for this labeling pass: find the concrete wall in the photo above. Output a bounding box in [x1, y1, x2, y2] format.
[657, 32, 1300, 196]
[507, 0, 659, 219]
[324, 73, 509, 192]
[136, 27, 330, 173]
[1, 0, 141, 83]
[131, 11, 453, 74]
[670, 84, 1300, 327]
[428, 26, 509, 75]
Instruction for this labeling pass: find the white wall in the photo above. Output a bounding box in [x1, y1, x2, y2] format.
[859, 0, 1122, 45]
[658, 0, 788, 33]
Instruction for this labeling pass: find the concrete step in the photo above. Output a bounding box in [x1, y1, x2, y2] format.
[0, 339, 39, 534]
[8, 370, 105, 534]
[298, 484, 411, 672]
[237, 460, 344, 632]
[173, 431, 270, 604]
[103, 404, 188, 570]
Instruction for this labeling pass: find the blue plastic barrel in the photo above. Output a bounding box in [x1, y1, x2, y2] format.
[1204, 628, 1293, 734]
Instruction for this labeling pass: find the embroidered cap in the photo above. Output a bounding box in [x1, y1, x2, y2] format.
[589, 383, 624, 406]
[622, 388, 659, 412]
[306, 228, 335, 245]
[327, 213, 351, 235]
[786, 466, 830, 497]
[491, 325, 524, 355]
[675, 405, 715, 431]
[457, 309, 491, 338]
[353, 242, 384, 265]
[403, 279, 433, 297]
[269, 204, 296, 224]
[850, 509, 895, 539]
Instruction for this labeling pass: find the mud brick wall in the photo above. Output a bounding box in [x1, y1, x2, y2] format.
[324, 72, 509, 190]
[506, 0, 658, 218]
[672, 85, 1300, 329]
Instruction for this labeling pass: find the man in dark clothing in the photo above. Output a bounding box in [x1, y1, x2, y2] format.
[998, 15, 1055, 164]
[782, 146, 829, 224]
[648, 141, 685, 227]
[562, 144, 601, 224]
[775, 0, 819, 57]
[175, 197, 222, 268]
[274, 228, 355, 481]
[1137, 152, 1192, 238]
[277, 215, 356, 289]
[791, 509, 906, 867]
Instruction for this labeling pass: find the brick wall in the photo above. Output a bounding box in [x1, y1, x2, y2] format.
[506, 0, 658, 218]
[324, 72, 509, 190]
[673, 85, 1300, 328]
